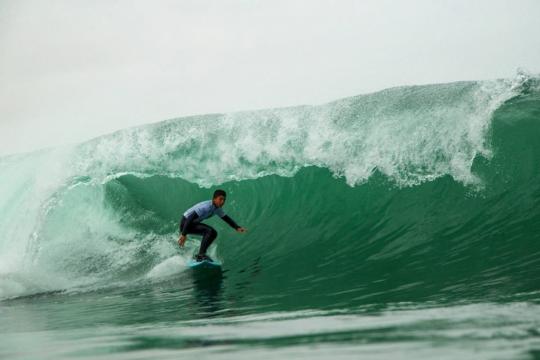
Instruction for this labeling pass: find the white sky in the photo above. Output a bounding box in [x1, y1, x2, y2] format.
[1, 0, 539, 156]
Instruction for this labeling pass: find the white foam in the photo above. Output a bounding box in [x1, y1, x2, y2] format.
[146, 255, 187, 279]
[69, 74, 528, 188]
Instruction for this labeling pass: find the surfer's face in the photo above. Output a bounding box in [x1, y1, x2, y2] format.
[213, 195, 226, 208]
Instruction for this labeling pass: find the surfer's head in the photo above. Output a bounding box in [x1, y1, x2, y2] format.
[212, 189, 227, 208]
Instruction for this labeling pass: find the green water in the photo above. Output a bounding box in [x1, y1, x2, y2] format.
[1, 75, 540, 359]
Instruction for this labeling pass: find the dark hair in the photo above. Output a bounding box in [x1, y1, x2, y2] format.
[213, 189, 227, 199]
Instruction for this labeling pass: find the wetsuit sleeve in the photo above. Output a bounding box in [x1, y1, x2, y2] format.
[215, 207, 225, 218]
[221, 215, 240, 230]
[181, 212, 199, 236]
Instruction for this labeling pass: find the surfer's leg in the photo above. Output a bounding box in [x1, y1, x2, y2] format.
[180, 218, 206, 237]
[179, 221, 217, 259]
[194, 224, 218, 256]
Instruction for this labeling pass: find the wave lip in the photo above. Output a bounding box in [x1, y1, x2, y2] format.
[69, 74, 530, 187]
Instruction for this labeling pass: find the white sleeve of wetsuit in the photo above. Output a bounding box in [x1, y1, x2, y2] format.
[215, 207, 225, 218]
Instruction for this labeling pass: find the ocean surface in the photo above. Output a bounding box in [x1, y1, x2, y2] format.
[1, 73, 540, 359]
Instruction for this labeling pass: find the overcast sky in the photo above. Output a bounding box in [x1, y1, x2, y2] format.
[1, 0, 539, 156]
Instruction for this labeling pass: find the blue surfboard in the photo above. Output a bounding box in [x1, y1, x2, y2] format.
[188, 258, 222, 270]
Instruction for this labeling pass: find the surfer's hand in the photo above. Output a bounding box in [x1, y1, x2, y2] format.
[237, 227, 247, 233]
[178, 235, 187, 247]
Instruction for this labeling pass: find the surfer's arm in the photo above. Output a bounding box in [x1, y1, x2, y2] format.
[221, 215, 240, 230]
[181, 212, 199, 235]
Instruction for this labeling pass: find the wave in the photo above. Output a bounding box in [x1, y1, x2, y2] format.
[1, 72, 539, 304]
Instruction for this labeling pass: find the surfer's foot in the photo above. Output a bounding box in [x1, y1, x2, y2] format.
[196, 254, 213, 262]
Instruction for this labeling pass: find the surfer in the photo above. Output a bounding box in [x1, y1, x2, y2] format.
[178, 189, 246, 261]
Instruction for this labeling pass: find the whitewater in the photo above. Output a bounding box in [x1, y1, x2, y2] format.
[1, 73, 539, 359]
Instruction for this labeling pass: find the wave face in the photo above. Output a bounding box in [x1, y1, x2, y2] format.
[1, 74, 539, 306]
